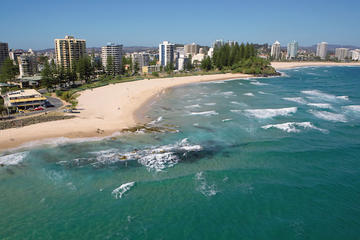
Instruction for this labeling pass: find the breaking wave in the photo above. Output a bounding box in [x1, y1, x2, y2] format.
[0, 152, 28, 166]
[112, 182, 135, 199]
[262, 122, 328, 133]
[243, 93, 255, 97]
[185, 104, 201, 109]
[190, 111, 218, 116]
[283, 97, 307, 105]
[250, 81, 268, 86]
[241, 107, 297, 119]
[309, 110, 347, 122]
[203, 103, 216, 106]
[301, 90, 349, 102]
[342, 105, 360, 113]
[307, 103, 333, 109]
[66, 138, 203, 172]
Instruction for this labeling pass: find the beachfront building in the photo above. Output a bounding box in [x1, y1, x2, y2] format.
[55, 35, 86, 70]
[207, 47, 214, 58]
[159, 41, 174, 67]
[0, 42, 9, 69]
[270, 41, 281, 60]
[184, 43, 199, 56]
[287, 41, 298, 60]
[316, 42, 328, 60]
[101, 43, 123, 74]
[350, 49, 360, 61]
[142, 65, 161, 74]
[131, 52, 150, 72]
[227, 40, 237, 47]
[3, 89, 46, 110]
[18, 54, 38, 77]
[335, 48, 350, 61]
[191, 53, 205, 65]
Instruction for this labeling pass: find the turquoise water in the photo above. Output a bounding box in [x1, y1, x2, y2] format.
[1, 67, 360, 239]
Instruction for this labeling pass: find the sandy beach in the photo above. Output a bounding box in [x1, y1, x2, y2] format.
[271, 61, 360, 70]
[0, 73, 252, 151]
[1, 61, 360, 152]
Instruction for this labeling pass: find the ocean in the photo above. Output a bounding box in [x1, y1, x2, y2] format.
[1, 66, 360, 239]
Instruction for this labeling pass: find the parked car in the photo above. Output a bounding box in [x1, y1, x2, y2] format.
[34, 106, 45, 111]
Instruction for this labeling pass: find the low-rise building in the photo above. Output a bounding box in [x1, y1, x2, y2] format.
[142, 65, 161, 74]
[3, 89, 47, 110]
[132, 52, 150, 71]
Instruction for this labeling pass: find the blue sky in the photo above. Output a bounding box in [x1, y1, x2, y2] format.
[1, 0, 359, 50]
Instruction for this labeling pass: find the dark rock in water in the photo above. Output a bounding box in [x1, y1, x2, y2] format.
[6, 168, 15, 175]
[121, 124, 178, 134]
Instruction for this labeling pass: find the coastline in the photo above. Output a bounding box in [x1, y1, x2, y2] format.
[1, 61, 360, 152]
[0, 73, 252, 152]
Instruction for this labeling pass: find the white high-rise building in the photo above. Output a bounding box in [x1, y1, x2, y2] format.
[101, 43, 123, 74]
[159, 41, 174, 67]
[335, 48, 350, 61]
[350, 49, 360, 61]
[316, 42, 328, 60]
[207, 48, 214, 58]
[287, 41, 298, 59]
[271, 41, 281, 60]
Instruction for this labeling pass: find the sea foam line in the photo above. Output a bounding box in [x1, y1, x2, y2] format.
[239, 107, 297, 119]
[309, 110, 347, 122]
[112, 182, 135, 199]
[262, 122, 328, 133]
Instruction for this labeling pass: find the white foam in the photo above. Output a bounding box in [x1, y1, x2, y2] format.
[309, 110, 347, 122]
[204, 103, 216, 106]
[250, 81, 268, 86]
[262, 122, 328, 133]
[222, 118, 232, 122]
[283, 97, 307, 105]
[230, 101, 247, 106]
[149, 116, 163, 125]
[242, 107, 297, 119]
[190, 111, 218, 116]
[336, 96, 349, 101]
[258, 91, 268, 95]
[243, 93, 254, 97]
[307, 103, 333, 109]
[195, 172, 217, 197]
[221, 91, 236, 96]
[112, 182, 135, 199]
[184, 104, 201, 109]
[0, 152, 28, 166]
[301, 90, 349, 102]
[88, 138, 202, 172]
[343, 105, 360, 112]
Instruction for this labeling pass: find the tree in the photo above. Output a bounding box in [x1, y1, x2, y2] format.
[184, 57, 194, 71]
[106, 56, 115, 75]
[134, 61, 140, 74]
[76, 56, 93, 82]
[0, 58, 18, 83]
[41, 61, 55, 89]
[165, 62, 174, 73]
[200, 56, 213, 71]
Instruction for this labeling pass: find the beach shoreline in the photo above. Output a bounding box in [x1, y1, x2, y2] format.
[1, 61, 360, 152]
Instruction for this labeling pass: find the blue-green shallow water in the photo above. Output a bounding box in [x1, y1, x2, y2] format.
[1, 67, 360, 239]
